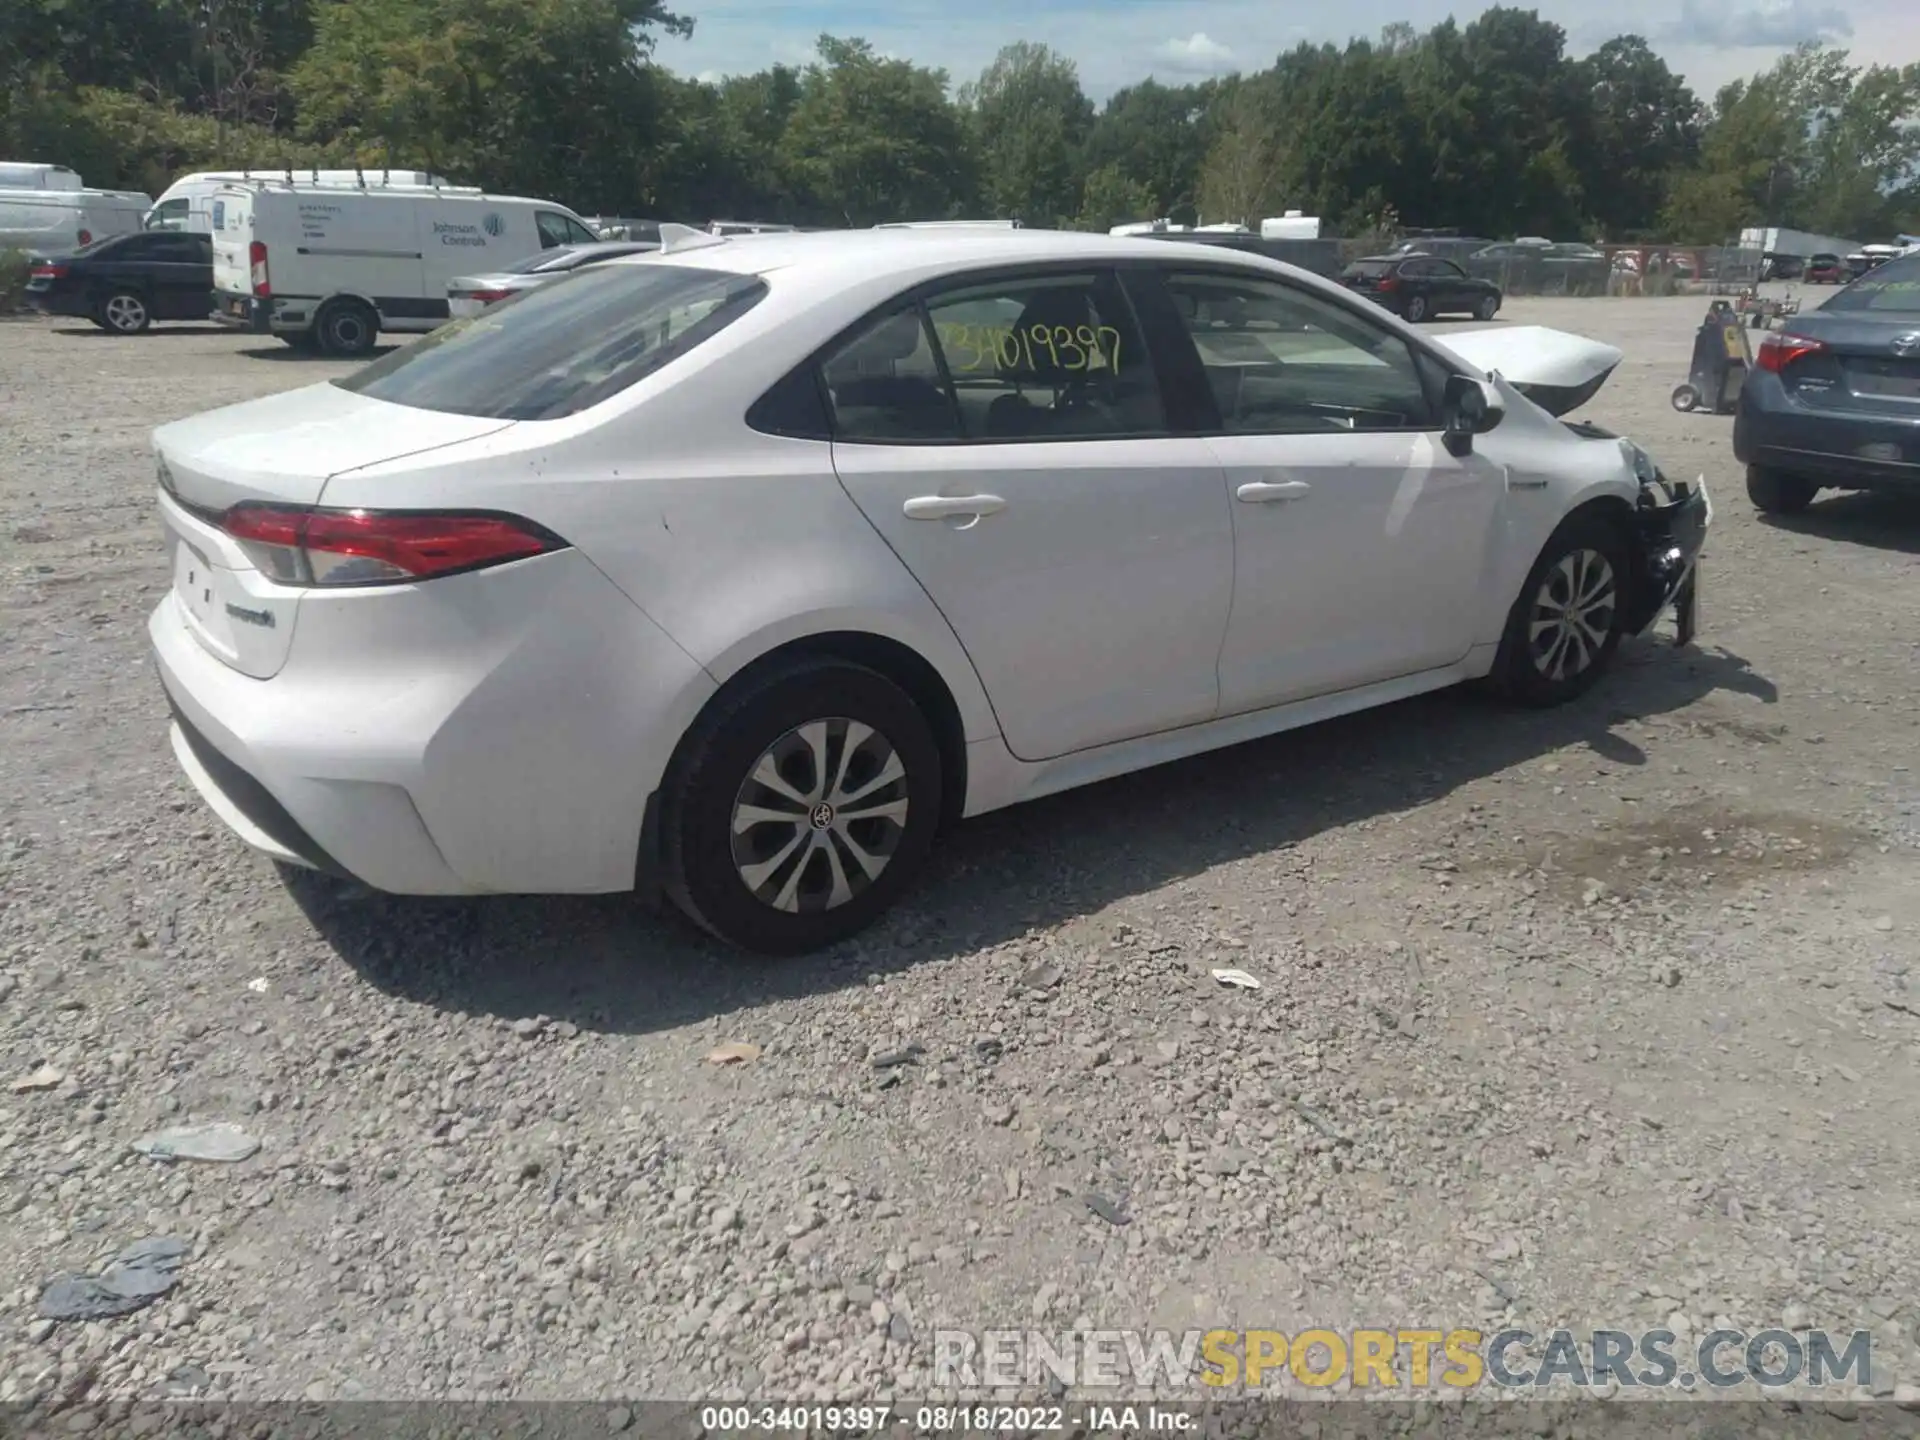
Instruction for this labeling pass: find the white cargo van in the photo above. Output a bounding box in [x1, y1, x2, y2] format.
[0, 162, 150, 253]
[209, 180, 600, 354]
[145, 168, 460, 233]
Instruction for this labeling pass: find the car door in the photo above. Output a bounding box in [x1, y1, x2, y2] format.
[824, 266, 1235, 762]
[1429, 258, 1473, 314]
[1397, 256, 1438, 312]
[146, 233, 209, 318]
[90, 233, 157, 306]
[1137, 266, 1506, 714]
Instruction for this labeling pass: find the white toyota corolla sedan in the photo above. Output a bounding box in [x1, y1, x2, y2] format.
[149, 228, 1709, 953]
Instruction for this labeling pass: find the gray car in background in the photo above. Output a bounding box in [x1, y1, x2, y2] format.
[446, 241, 659, 318]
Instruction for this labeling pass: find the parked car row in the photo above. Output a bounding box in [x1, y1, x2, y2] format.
[25, 178, 647, 352]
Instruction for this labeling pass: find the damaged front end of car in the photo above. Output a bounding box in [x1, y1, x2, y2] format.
[1438, 324, 1711, 648]
[1566, 422, 1711, 647]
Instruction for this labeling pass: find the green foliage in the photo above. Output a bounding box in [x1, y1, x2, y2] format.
[1, 0, 1915, 245]
[961, 42, 1092, 225]
[1072, 164, 1155, 233]
[1663, 45, 1920, 242]
[778, 37, 974, 226]
[0, 249, 28, 312]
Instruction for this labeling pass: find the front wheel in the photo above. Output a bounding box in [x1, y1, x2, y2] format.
[1474, 294, 1500, 321]
[1746, 465, 1817, 515]
[1404, 295, 1430, 323]
[1488, 514, 1629, 707]
[1670, 384, 1699, 413]
[661, 658, 943, 955]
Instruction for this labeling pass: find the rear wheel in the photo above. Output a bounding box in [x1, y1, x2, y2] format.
[100, 289, 151, 334]
[315, 299, 378, 358]
[1404, 294, 1430, 323]
[1488, 513, 1629, 708]
[1746, 464, 1817, 515]
[661, 658, 943, 955]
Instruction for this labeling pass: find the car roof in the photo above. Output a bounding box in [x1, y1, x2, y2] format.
[618, 227, 1302, 280]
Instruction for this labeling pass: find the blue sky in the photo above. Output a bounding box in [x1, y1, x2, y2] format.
[652, 0, 1920, 104]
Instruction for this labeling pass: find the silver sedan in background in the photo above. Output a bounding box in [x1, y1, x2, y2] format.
[446, 240, 660, 318]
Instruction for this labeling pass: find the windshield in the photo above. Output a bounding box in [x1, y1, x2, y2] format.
[334, 262, 768, 420]
[1821, 253, 1920, 313]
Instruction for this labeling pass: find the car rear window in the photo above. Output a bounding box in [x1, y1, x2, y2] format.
[1822, 253, 1920, 311]
[1343, 261, 1394, 277]
[333, 263, 768, 421]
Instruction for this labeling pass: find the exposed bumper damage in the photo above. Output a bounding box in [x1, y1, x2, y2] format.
[1562, 419, 1710, 645]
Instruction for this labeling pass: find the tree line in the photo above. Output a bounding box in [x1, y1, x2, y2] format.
[2, 0, 1917, 244]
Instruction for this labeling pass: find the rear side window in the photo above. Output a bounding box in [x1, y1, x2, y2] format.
[1823, 254, 1920, 311]
[334, 263, 768, 420]
[816, 269, 1163, 444]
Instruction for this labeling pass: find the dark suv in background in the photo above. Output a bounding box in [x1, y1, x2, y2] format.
[25, 230, 213, 334]
[1339, 254, 1503, 322]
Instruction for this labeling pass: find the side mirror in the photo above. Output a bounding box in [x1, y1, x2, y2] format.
[1442, 374, 1503, 457]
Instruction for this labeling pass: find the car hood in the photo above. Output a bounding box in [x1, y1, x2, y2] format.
[152, 382, 515, 511]
[1432, 325, 1625, 417]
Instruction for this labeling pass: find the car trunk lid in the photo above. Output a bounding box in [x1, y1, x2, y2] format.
[1766, 313, 1920, 416]
[152, 384, 514, 679]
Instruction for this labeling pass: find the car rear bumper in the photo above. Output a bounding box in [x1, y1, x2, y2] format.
[149, 549, 715, 896]
[26, 289, 91, 319]
[1734, 386, 1920, 490]
[212, 289, 271, 332]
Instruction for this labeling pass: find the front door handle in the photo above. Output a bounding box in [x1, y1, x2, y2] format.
[1236, 479, 1312, 503]
[903, 493, 1007, 521]
[1508, 475, 1549, 491]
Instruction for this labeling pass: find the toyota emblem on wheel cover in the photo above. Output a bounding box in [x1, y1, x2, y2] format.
[1892, 332, 1920, 357]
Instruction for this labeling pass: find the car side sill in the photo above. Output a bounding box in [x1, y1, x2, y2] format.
[961, 650, 1494, 818]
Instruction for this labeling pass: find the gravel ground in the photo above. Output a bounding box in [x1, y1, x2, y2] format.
[3, 295, 1920, 1413]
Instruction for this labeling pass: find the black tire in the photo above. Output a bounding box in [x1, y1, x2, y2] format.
[1488, 511, 1630, 708]
[99, 289, 151, 334]
[1404, 294, 1430, 323]
[660, 658, 943, 955]
[1670, 384, 1699, 413]
[315, 299, 378, 358]
[1746, 465, 1817, 515]
[1475, 294, 1500, 321]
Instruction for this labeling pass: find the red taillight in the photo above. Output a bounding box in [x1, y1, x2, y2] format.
[249, 240, 270, 297]
[1377, 275, 1400, 292]
[76, 228, 92, 246]
[1756, 331, 1827, 374]
[472, 288, 511, 304]
[221, 505, 566, 587]
[30, 262, 67, 279]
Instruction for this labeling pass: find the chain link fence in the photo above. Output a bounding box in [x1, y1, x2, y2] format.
[1329, 239, 1768, 298]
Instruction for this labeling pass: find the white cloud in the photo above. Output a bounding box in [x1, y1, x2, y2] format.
[1156, 31, 1238, 75]
[1663, 0, 1852, 48]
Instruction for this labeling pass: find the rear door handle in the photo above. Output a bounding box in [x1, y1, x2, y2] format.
[1236, 480, 1312, 503]
[903, 493, 1007, 520]
[1508, 475, 1549, 491]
